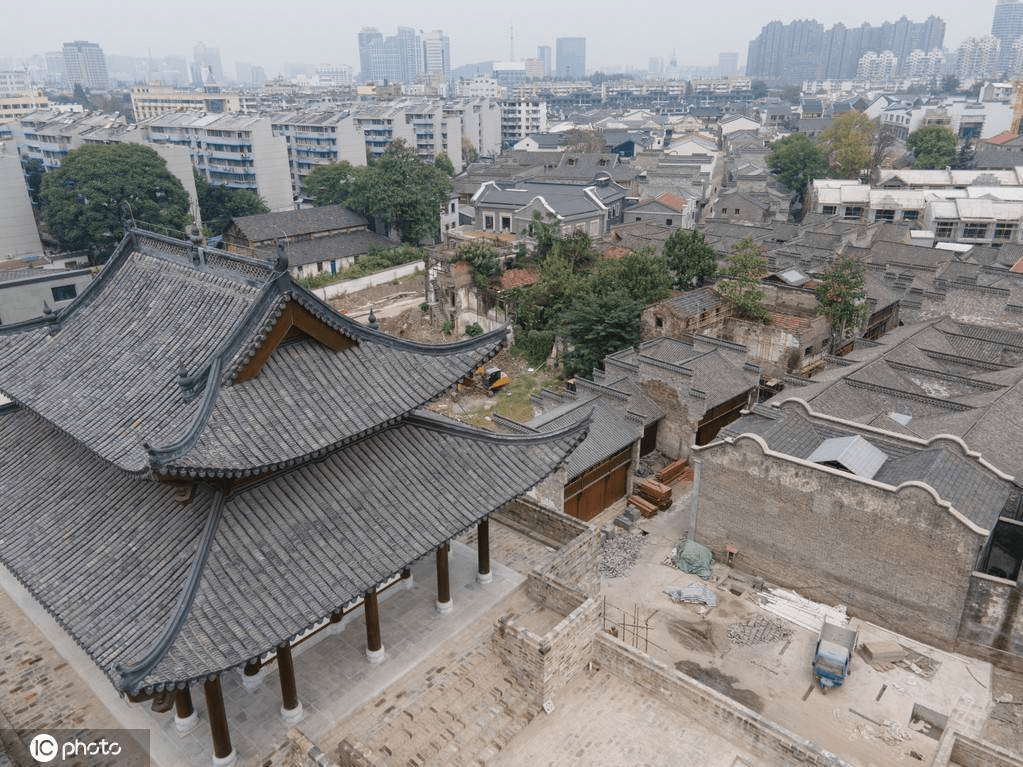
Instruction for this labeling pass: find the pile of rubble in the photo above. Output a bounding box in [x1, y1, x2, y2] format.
[600, 531, 646, 578]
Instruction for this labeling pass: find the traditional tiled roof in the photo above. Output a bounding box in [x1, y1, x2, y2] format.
[0, 231, 509, 478]
[0, 404, 586, 693]
[226, 205, 368, 244]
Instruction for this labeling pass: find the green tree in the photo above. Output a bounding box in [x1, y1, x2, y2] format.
[751, 80, 768, 99]
[940, 74, 960, 94]
[717, 237, 769, 322]
[585, 251, 671, 305]
[818, 112, 876, 179]
[524, 210, 559, 259]
[663, 228, 717, 289]
[461, 137, 479, 163]
[456, 241, 501, 292]
[434, 152, 455, 176]
[767, 133, 828, 205]
[346, 140, 451, 243]
[40, 143, 191, 262]
[563, 288, 644, 377]
[21, 157, 44, 206]
[816, 255, 868, 349]
[906, 126, 958, 169]
[194, 172, 268, 235]
[563, 129, 605, 152]
[303, 161, 358, 207]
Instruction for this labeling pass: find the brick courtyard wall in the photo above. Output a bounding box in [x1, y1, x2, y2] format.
[494, 574, 600, 711]
[593, 632, 856, 767]
[956, 573, 1023, 674]
[498, 499, 599, 596]
[694, 432, 988, 650]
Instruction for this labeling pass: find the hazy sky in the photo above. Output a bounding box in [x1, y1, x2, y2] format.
[0, 0, 998, 77]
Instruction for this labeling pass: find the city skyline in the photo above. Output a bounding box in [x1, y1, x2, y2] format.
[0, 1, 1004, 80]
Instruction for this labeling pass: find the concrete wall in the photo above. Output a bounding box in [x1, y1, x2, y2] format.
[0, 148, 43, 258]
[0, 269, 94, 325]
[956, 573, 1023, 674]
[592, 633, 856, 766]
[311, 261, 423, 301]
[494, 573, 600, 712]
[693, 434, 988, 649]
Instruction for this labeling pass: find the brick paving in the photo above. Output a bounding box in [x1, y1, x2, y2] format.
[330, 589, 540, 767]
[0, 585, 120, 735]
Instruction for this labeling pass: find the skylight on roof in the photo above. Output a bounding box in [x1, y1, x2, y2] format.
[807, 435, 888, 479]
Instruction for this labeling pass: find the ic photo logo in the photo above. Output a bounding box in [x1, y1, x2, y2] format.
[15, 728, 148, 766]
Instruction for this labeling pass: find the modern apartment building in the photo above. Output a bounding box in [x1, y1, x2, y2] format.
[0, 145, 44, 258]
[992, 0, 1023, 70]
[0, 91, 50, 120]
[139, 112, 293, 211]
[357, 27, 426, 84]
[349, 99, 463, 169]
[130, 85, 243, 122]
[422, 31, 450, 80]
[62, 41, 109, 90]
[270, 110, 366, 198]
[13, 110, 124, 171]
[444, 99, 502, 158]
[500, 100, 548, 146]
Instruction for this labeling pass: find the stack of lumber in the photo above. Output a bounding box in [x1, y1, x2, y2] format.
[638, 479, 672, 510]
[656, 458, 689, 484]
[627, 495, 657, 518]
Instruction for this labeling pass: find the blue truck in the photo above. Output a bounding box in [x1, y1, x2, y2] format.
[812, 622, 858, 692]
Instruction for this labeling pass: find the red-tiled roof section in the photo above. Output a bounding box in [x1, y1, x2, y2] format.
[656, 192, 689, 212]
[988, 131, 1017, 146]
[769, 312, 812, 333]
[1011, 257, 1023, 274]
[500, 268, 539, 289]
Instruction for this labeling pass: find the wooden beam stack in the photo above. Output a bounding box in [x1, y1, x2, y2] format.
[656, 458, 689, 484]
[638, 478, 672, 510]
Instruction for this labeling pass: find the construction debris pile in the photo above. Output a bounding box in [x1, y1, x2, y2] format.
[665, 582, 717, 608]
[600, 531, 646, 578]
[755, 587, 848, 633]
[727, 615, 793, 646]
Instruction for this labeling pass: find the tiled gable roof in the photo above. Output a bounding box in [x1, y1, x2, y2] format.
[227, 205, 368, 243]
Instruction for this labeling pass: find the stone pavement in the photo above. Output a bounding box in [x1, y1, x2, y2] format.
[0, 540, 525, 767]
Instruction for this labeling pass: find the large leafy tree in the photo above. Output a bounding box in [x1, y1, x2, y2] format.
[663, 227, 718, 289]
[40, 143, 191, 262]
[767, 133, 828, 205]
[906, 126, 958, 169]
[345, 140, 452, 243]
[303, 161, 358, 207]
[563, 288, 644, 377]
[717, 237, 769, 322]
[818, 112, 876, 179]
[816, 255, 868, 348]
[194, 172, 268, 235]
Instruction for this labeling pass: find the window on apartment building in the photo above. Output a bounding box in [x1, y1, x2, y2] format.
[994, 223, 1017, 241]
[484, 214, 494, 230]
[821, 205, 837, 215]
[962, 223, 989, 239]
[903, 210, 919, 221]
[51, 284, 77, 302]
[875, 209, 895, 222]
[843, 206, 863, 220]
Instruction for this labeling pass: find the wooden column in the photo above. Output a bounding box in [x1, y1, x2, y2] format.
[174, 686, 198, 734]
[477, 519, 493, 584]
[203, 677, 236, 766]
[276, 643, 303, 722]
[436, 543, 452, 613]
[364, 589, 385, 663]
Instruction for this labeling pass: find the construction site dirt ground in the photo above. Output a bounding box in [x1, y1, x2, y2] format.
[591, 487, 1011, 767]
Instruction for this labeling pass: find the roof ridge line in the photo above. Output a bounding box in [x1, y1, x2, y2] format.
[407, 408, 591, 446]
[147, 356, 224, 466]
[116, 489, 225, 693]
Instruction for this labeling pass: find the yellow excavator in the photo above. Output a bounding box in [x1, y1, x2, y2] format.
[477, 366, 510, 395]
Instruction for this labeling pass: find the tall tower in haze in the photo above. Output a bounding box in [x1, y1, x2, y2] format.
[423, 30, 450, 80]
[992, 0, 1023, 69]
[555, 37, 586, 79]
[62, 41, 108, 90]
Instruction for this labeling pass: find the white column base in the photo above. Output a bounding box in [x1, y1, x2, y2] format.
[280, 701, 304, 724]
[403, 575, 415, 590]
[174, 710, 199, 735]
[436, 599, 453, 614]
[240, 668, 264, 691]
[366, 645, 386, 664]
[211, 748, 237, 767]
[477, 571, 493, 584]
